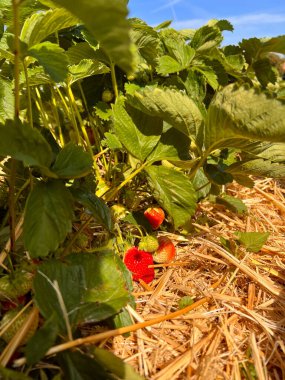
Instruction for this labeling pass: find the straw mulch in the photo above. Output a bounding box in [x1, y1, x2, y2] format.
[109, 178, 285, 380]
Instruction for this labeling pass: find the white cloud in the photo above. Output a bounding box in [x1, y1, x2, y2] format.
[172, 12, 285, 30]
[229, 13, 285, 25]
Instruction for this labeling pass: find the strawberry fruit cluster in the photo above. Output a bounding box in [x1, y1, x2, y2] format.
[124, 208, 176, 284]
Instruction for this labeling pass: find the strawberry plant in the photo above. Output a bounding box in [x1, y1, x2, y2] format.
[0, 0, 284, 377]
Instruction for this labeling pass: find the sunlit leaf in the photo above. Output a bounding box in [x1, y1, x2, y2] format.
[205, 84, 285, 150]
[20, 7, 78, 47]
[50, 0, 134, 73]
[227, 159, 285, 179]
[0, 79, 14, 122]
[68, 59, 110, 84]
[28, 41, 69, 82]
[235, 231, 270, 252]
[126, 87, 203, 139]
[190, 25, 223, 52]
[113, 97, 163, 161]
[145, 166, 197, 228]
[216, 194, 247, 214]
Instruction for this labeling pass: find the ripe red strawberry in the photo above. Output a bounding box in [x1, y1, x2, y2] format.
[153, 236, 176, 263]
[1, 295, 27, 312]
[124, 247, 154, 284]
[144, 207, 165, 230]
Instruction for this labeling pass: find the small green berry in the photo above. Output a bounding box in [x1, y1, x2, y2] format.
[102, 89, 114, 103]
[138, 235, 159, 253]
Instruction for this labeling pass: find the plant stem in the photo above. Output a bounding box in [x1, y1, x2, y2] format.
[188, 148, 211, 180]
[67, 84, 93, 156]
[110, 61, 118, 99]
[50, 86, 65, 146]
[9, 0, 21, 253]
[56, 86, 80, 144]
[23, 58, 33, 128]
[12, 0, 20, 119]
[104, 161, 149, 201]
[62, 216, 93, 256]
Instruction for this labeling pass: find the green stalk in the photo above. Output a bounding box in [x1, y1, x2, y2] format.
[104, 161, 149, 201]
[23, 58, 33, 128]
[9, 0, 21, 253]
[67, 84, 93, 156]
[62, 216, 93, 256]
[78, 81, 101, 150]
[12, 0, 20, 119]
[110, 61, 118, 99]
[34, 87, 50, 129]
[50, 86, 65, 146]
[188, 148, 212, 180]
[57, 86, 80, 144]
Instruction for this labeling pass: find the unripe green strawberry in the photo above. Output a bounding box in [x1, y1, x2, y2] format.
[75, 233, 89, 249]
[102, 89, 114, 103]
[0, 271, 33, 301]
[0, 307, 39, 344]
[0, 277, 17, 301]
[153, 236, 176, 263]
[12, 271, 33, 297]
[138, 235, 159, 253]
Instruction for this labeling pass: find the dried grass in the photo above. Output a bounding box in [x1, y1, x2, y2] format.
[108, 178, 285, 379]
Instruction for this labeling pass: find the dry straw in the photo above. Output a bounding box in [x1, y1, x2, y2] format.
[13, 178, 285, 379]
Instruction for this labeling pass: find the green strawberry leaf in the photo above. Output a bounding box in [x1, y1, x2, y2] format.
[28, 41, 69, 82]
[33, 252, 131, 333]
[0, 120, 52, 168]
[113, 97, 163, 161]
[145, 166, 197, 229]
[57, 351, 115, 380]
[51, 143, 93, 179]
[23, 181, 74, 257]
[216, 194, 247, 214]
[25, 314, 59, 366]
[70, 188, 113, 232]
[49, 0, 134, 73]
[234, 231, 270, 252]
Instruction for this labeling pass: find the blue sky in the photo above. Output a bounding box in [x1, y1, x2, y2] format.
[128, 0, 285, 45]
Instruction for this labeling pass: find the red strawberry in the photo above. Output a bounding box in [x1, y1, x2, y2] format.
[144, 207, 165, 230]
[1, 295, 27, 312]
[124, 247, 154, 284]
[153, 236, 176, 263]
